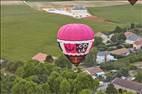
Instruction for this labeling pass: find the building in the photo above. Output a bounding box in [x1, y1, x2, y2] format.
[124, 32, 141, 44]
[85, 66, 105, 79]
[42, 5, 91, 19]
[32, 52, 54, 63]
[95, 32, 109, 43]
[71, 5, 91, 18]
[96, 51, 117, 64]
[110, 48, 130, 57]
[133, 38, 142, 50]
[112, 78, 142, 94]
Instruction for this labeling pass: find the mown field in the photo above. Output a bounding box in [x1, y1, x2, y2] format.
[1, 4, 142, 61]
[88, 4, 142, 25]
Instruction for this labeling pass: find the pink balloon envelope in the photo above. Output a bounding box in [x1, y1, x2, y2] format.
[57, 23, 94, 41]
[57, 23, 95, 66]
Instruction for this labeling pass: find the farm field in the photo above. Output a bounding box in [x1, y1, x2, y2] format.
[1, 4, 142, 61]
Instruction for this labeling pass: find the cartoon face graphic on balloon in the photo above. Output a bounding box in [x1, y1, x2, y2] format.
[76, 43, 88, 53]
[64, 43, 89, 54]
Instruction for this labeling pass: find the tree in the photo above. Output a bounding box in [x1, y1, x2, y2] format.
[83, 47, 98, 67]
[41, 83, 51, 94]
[122, 91, 134, 94]
[6, 61, 24, 73]
[1, 74, 16, 94]
[135, 71, 142, 83]
[61, 69, 77, 79]
[113, 26, 123, 33]
[119, 68, 129, 76]
[111, 33, 126, 44]
[16, 61, 37, 78]
[55, 55, 72, 69]
[96, 91, 105, 94]
[45, 55, 54, 63]
[79, 89, 92, 94]
[106, 84, 118, 94]
[130, 23, 135, 29]
[59, 79, 71, 94]
[94, 37, 103, 46]
[12, 78, 43, 94]
[48, 71, 61, 93]
[73, 73, 99, 94]
[26, 74, 48, 84]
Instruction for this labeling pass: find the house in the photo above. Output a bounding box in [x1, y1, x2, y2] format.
[124, 32, 141, 44]
[42, 5, 91, 19]
[96, 51, 117, 64]
[71, 5, 91, 18]
[85, 66, 105, 79]
[110, 48, 130, 57]
[133, 38, 142, 50]
[32, 53, 54, 63]
[95, 32, 109, 43]
[112, 78, 142, 94]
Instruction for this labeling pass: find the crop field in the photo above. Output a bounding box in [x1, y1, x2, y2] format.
[1, 4, 142, 61]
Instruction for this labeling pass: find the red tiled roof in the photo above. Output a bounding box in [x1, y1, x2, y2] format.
[124, 32, 135, 37]
[134, 38, 142, 46]
[110, 48, 129, 56]
[32, 53, 47, 62]
[86, 67, 104, 76]
[112, 78, 142, 93]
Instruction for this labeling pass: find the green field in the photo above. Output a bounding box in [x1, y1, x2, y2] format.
[1, 4, 142, 61]
[88, 4, 142, 25]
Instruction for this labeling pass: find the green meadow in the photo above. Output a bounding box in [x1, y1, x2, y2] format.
[88, 4, 142, 25]
[1, 4, 142, 61]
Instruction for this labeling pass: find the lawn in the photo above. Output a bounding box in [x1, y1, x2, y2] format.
[88, 4, 142, 25]
[1, 4, 142, 61]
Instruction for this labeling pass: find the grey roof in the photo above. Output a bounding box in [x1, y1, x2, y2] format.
[127, 34, 140, 41]
[112, 78, 142, 93]
[72, 5, 86, 10]
[97, 51, 109, 56]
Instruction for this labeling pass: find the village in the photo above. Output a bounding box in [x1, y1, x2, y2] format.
[1, 1, 142, 94]
[27, 24, 142, 94]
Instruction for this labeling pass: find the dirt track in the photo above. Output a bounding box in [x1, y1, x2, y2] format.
[1, 1, 25, 5]
[1, 0, 142, 7]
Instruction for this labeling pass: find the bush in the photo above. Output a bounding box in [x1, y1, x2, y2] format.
[5, 61, 24, 73]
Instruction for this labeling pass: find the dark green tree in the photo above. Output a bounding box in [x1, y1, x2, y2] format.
[106, 84, 118, 94]
[135, 71, 142, 83]
[117, 68, 129, 77]
[55, 55, 72, 69]
[59, 79, 71, 94]
[48, 71, 61, 93]
[12, 78, 43, 94]
[45, 55, 54, 63]
[96, 91, 105, 94]
[6, 61, 24, 73]
[16, 61, 37, 78]
[94, 37, 103, 46]
[83, 47, 98, 67]
[79, 89, 92, 94]
[113, 26, 123, 33]
[111, 33, 126, 44]
[41, 83, 51, 94]
[1, 74, 16, 94]
[73, 73, 99, 94]
[130, 23, 135, 29]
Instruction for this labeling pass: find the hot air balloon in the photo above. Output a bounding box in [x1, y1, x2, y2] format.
[57, 23, 95, 67]
[128, 0, 138, 5]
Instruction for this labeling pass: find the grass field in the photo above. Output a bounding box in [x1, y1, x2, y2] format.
[1, 4, 142, 61]
[88, 4, 142, 25]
